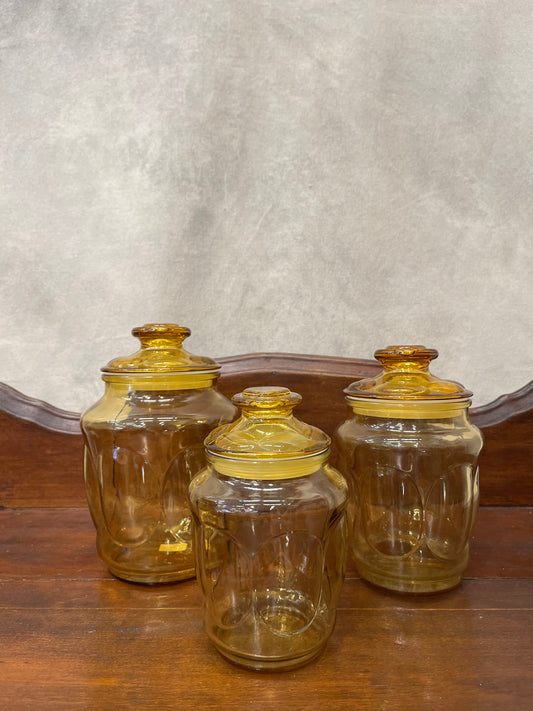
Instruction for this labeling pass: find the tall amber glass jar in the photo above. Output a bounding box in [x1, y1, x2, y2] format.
[189, 386, 348, 671]
[335, 346, 483, 594]
[80, 324, 237, 584]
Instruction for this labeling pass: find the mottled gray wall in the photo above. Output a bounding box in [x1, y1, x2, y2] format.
[1, 0, 532, 411]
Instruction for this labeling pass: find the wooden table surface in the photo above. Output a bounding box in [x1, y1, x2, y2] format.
[1, 504, 531, 711]
[1, 360, 532, 710]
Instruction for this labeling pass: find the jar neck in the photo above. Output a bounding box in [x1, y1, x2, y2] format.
[102, 372, 218, 393]
[350, 409, 471, 429]
[206, 451, 329, 480]
[346, 397, 471, 420]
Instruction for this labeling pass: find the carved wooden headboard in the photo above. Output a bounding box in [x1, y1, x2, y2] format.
[1, 353, 532, 508]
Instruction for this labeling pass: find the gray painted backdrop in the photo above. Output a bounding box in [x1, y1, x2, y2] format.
[1, 0, 532, 411]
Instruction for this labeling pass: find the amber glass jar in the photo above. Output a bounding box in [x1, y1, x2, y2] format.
[189, 386, 348, 671]
[80, 324, 237, 584]
[335, 346, 483, 594]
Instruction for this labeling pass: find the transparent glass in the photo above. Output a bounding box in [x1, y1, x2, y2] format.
[80, 323, 237, 583]
[189, 386, 348, 671]
[189, 466, 347, 671]
[335, 410, 483, 593]
[82, 382, 236, 583]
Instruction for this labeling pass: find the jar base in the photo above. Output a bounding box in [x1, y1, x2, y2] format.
[357, 561, 462, 594]
[213, 642, 326, 672]
[108, 566, 196, 585]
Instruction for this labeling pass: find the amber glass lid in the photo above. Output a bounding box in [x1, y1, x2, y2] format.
[345, 346, 472, 403]
[101, 324, 219, 374]
[205, 386, 330, 479]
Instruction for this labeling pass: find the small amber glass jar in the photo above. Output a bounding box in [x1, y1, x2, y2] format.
[80, 324, 237, 584]
[189, 386, 348, 671]
[335, 346, 483, 594]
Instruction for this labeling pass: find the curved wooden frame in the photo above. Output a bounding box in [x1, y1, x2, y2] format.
[1, 354, 532, 709]
[1, 353, 532, 506]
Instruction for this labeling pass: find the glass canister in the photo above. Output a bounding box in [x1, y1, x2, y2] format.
[334, 346, 483, 594]
[189, 386, 348, 671]
[80, 323, 237, 584]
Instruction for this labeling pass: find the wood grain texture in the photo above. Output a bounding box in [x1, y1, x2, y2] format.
[0, 606, 530, 711]
[1, 351, 532, 710]
[0, 507, 531, 711]
[1, 507, 531, 582]
[0, 382, 80, 434]
[473, 404, 533, 505]
[0, 409, 85, 508]
[2, 354, 532, 507]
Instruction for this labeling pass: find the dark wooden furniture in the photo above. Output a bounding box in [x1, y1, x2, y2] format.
[1, 353, 532, 710]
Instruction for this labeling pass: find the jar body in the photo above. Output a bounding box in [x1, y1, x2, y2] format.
[335, 411, 482, 593]
[81, 382, 236, 583]
[189, 466, 348, 671]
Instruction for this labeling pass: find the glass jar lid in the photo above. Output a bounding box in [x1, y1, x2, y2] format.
[345, 346, 472, 418]
[101, 323, 219, 388]
[205, 386, 330, 479]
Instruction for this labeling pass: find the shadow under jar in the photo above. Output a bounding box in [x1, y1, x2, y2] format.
[334, 346, 483, 594]
[80, 323, 237, 584]
[189, 386, 348, 671]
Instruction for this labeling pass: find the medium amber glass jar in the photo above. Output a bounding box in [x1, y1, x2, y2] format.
[335, 346, 483, 594]
[189, 386, 348, 671]
[80, 324, 237, 584]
